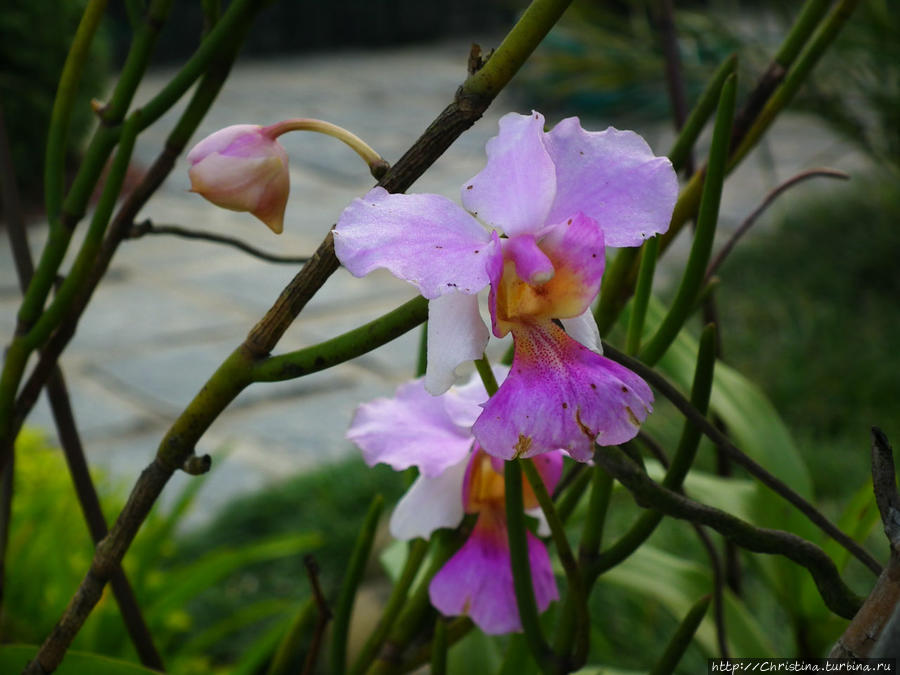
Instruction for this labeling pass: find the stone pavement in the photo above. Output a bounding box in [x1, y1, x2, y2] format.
[0, 41, 868, 526]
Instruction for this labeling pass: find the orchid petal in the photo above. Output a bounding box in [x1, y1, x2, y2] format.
[428, 511, 558, 634]
[561, 308, 602, 354]
[425, 293, 490, 395]
[506, 235, 555, 285]
[390, 457, 469, 540]
[334, 187, 494, 299]
[461, 112, 556, 237]
[544, 119, 678, 248]
[347, 379, 472, 477]
[473, 322, 653, 461]
[442, 366, 508, 428]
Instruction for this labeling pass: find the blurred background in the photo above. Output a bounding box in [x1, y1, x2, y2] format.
[1, 0, 898, 671]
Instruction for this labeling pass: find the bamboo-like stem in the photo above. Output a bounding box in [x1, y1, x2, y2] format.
[639, 77, 734, 365]
[602, 341, 883, 576]
[590, 326, 716, 576]
[593, 443, 862, 619]
[43, 0, 110, 222]
[331, 496, 384, 675]
[522, 461, 589, 668]
[505, 460, 555, 673]
[648, 595, 710, 674]
[350, 539, 429, 675]
[595, 0, 858, 336]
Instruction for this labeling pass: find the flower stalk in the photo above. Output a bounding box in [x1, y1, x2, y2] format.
[264, 118, 389, 179]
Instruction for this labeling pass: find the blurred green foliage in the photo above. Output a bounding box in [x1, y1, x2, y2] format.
[2, 432, 320, 673]
[0, 0, 110, 208]
[717, 175, 900, 499]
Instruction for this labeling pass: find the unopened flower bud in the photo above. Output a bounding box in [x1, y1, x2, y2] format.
[187, 124, 289, 234]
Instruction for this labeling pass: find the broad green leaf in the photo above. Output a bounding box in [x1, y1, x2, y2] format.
[600, 546, 776, 656]
[644, 460, 758, 522]
[0, 646, 161, 674]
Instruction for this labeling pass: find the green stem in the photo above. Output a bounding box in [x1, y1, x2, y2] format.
[331, 495, 384, 675]
[590, 325, 716, 579]
[648, 595, 710, 675]
[464, 0, 574, 98]
[555, 465, 594, 525]
[266, 598, 316, 675]
[667, 53, 737, 173]
[138, 0, 270, 131]
[430, 619, 447, 675]
[596, 0, 852, 337]
[625, 236, 659, 356]
[367, 530, 465, 675]
[350, 539, 429, 675]
[253, 297, 428, 382]
[474, 354, 499, 395]
[19, 0, 173, 334]
[44, 0, 110, 222]
[578, 463, 613, 562]
[730, 0, 862, 170]
[639, 76, 735, 366]
[505, 460, 554, 673]
[522, 461, 589, 669]
[25, 113, 141, 352]
[415, 324, 428, 378]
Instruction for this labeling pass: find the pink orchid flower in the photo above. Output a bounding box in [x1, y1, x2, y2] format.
[347, 370, 560, 635]
[335, 112, 678, 461]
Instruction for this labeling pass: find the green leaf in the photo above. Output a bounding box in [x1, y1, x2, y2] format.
[145, 532, 321, 625]
[644, 461, 758, 523]
[0, 645, 162, 674]
[600, 546, 776, 657]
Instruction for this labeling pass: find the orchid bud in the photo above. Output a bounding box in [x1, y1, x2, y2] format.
[187, 124, 289, 234]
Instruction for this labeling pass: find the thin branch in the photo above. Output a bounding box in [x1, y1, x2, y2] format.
[831, 430, 900, 658]
[871, 427, 900, 551]
[654, 0, 693, 175]
[0, 105, 163, 669]
[602, 341, 883, 576]
[302, 555, 332, 675]
[705, 168, 849, 280]
[127, 220, 311, 265]
[592, 443, 863, 619]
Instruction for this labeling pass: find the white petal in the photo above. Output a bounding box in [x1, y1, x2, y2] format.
[390, 458, 469, 540]
[425, 293, 490, 395]
[561, 308, 603, 354]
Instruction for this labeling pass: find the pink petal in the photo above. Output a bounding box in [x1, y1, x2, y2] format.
[461, 112, 557, 237]
[472, 322, 653, 462]
[187, 124, 264, 161]
[505, 234, 555, 285]
[428, 510, 558, 634]
[543, 119, 678, 248]
[535, 212, 606, 319]
[347, 379, 472, 477]
[425, 293, 490, 395]
[442, 366, 509, 429]
[334, 187, 494, 299]
[390, 456, 469, 540]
